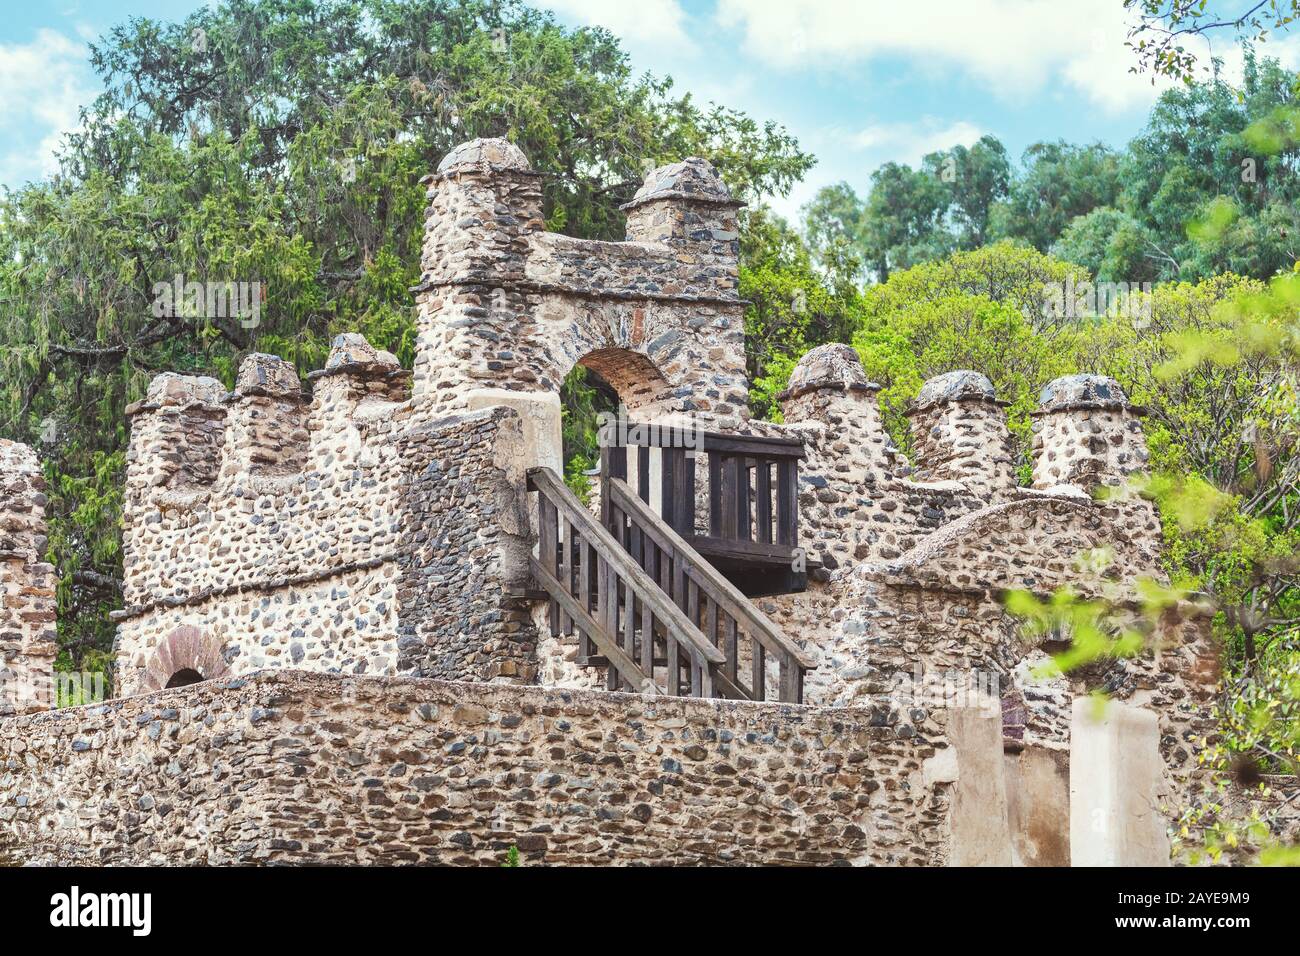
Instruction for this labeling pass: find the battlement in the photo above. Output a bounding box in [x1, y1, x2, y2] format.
[117, 331, 536, 695]
[124, 335, 410, 516]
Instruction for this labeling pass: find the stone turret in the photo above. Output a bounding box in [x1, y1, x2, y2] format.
[0, 440, 56, 715]
[221, 353, 309, 479]
[411, 137, 749, 438]
[621, 158, 742, 272]
[1031, 374, 1149, 491]
[411, 137, 544, 411]
[124, 372, 228, 498]
[779, 344, 899, 484]
[907, 370, 1017, 498]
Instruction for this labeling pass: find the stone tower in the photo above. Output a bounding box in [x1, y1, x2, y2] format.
[0, 440, 57, 715]
[411, 139, 750, 461]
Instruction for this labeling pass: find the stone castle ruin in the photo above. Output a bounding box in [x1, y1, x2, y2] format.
[0, 138, 1289, 866]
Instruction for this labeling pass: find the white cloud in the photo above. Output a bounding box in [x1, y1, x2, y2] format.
[851, 118, 984, 165]
[715, 0, 1179, 113]
[542, 0, 695, 53]
[0, 29, 95, 189]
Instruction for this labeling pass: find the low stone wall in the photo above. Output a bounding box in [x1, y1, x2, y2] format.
[0, 670, 949, 866]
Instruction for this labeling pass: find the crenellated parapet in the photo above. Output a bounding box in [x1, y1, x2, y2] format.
[0, 440, 57, 716]
[117, 332, 535, 694]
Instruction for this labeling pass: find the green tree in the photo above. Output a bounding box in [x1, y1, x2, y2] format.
[1050, 207, 1161, 283]
[743, 207, 865, 420]
[990, 141, 1123, 253]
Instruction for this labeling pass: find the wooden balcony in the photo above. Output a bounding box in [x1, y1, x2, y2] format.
[599, 424, 809, 597]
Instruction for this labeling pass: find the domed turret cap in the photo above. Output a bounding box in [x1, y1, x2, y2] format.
[436, 137, 533, 176]
[622, 157, 739, 209]
[1035, 374, 1137, 414]
[779, 343, 879, 401]
[911, 370, 1000, 412]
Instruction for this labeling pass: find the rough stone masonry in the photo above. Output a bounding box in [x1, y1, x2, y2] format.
[0, 137, 1292, 866]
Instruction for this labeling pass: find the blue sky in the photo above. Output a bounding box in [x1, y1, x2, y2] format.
[2, 1, 1297, 221]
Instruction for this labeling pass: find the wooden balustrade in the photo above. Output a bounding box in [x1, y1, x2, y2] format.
[527, 466, 729, 698]
[600, 426, 808, 595]
[528, 465, 813, 703]
[606, 478, 813, 703]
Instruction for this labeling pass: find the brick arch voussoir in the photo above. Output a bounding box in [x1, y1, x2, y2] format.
[139, 625, 231, 693]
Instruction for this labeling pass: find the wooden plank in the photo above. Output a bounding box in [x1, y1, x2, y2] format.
[610, 424, 804, 458]
[539, 496, 559, 636]
[637, 444, 650, 503]
[755, 462, 772, 545]
[752, 641, 766, 702]
[779, 658, 804, 704]
[603, 559, 619, 692]
[733, 455, 751, 542]
[776, 459, 797, 548]
[560, 519, 574, 635]
[623, 587, 636, 678]
[530, 556, 657, 695]
[719, 455, 737, 539]
[707, 452, 723, 537]
[660, 447, 677, 532]
[684, 535, 802, 567]
[640, 588, 654, 679]
[577, 534, 592, 660]
[724, 616, 738, 684]
[675, 448, 696, 538]
[698, 433, 806, 458]
[665, 635, 680, 696]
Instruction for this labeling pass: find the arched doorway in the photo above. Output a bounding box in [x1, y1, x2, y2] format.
[559, 348, 675, 502]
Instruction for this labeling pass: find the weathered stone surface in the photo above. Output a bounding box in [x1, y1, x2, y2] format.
[0, 440, 57, 716]
[0, 671, 949, 866]
[0, 136, 1267, 868]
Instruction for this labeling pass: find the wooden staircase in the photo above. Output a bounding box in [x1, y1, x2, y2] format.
[527, 466, 814, 702]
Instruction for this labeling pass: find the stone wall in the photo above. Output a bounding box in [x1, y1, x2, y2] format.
[0, 440, 56, 716]
[0, 670, 952, 866]
[117, 340, 538, 694]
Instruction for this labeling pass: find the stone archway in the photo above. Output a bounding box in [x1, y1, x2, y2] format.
[139, 625, 231, 693]
[573, 347, 674, 415]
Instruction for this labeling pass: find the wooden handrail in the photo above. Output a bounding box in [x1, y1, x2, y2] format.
[608, 478, 815, 670]
[605, 423, 805, 459]
[527, 466, 724, 669]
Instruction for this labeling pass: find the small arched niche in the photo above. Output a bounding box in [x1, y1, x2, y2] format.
[138, 625, 231, 694]
[164, 668, 205, 689]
